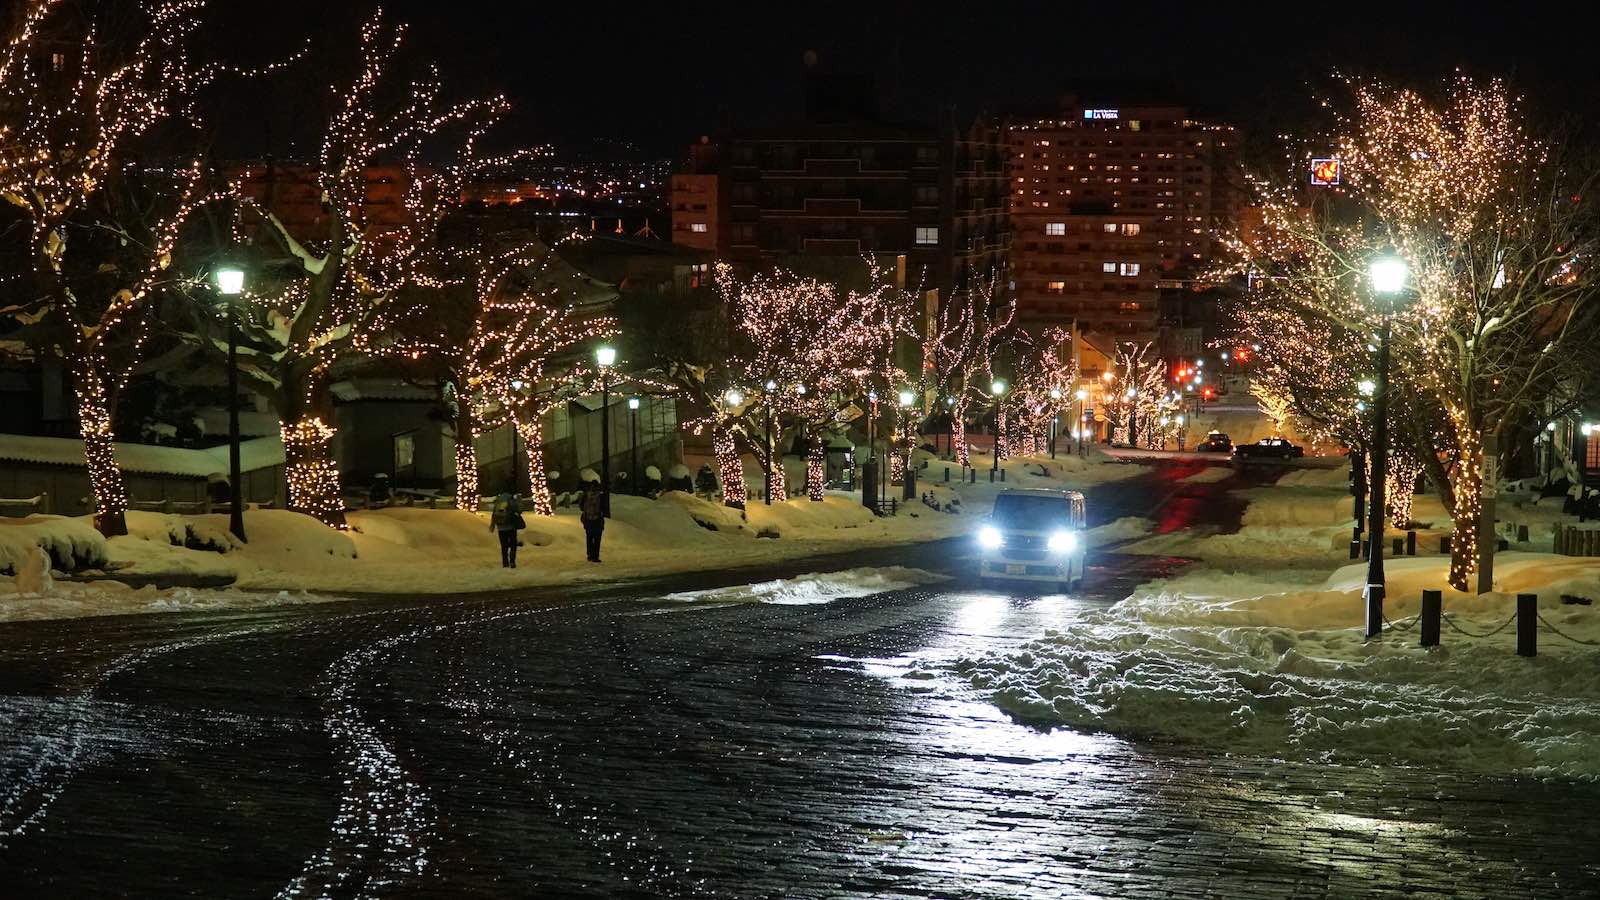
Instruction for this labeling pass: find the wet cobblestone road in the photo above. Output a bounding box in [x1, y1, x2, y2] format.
[2, 464, 1598, 897]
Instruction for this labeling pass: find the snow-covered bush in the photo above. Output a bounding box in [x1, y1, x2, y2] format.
[0, 516, 109, 574]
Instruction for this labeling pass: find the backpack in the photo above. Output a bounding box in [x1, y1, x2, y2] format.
[580, 488, 604, 520]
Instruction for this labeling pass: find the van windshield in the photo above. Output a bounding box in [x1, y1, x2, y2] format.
[991, 494, 1073, 531]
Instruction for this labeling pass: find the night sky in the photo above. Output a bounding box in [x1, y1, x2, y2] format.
[209, 1, 1600, 160]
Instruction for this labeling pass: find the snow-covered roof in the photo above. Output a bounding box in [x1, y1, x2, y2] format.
[329, 378, 437, 403]
[0, 433, 285, 477]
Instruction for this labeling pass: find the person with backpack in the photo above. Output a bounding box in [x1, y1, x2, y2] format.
[490, 491, 526, 568]
[579, 480, 606, 563]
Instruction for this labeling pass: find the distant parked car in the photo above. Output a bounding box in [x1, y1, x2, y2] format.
[1233, 437, 1304, 460]
[1196, 431, 1233, 453]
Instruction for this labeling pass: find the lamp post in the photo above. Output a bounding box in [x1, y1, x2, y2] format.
[990, 379, 1005, 474]
[627, 397, 641, 495]
[898, 388, 916, 500]
[864, 389, 878, 511]
[1048, 387, 1062, 458]
[596, 345, 616, 517]
[1364, 255, 1407, 637]
[509, 379, 527, 495]
[216, 265, 247, 542]
[1075, 387, 1089, 457]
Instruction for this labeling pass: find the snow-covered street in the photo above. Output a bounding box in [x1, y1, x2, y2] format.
[3, 461, 1599, 897]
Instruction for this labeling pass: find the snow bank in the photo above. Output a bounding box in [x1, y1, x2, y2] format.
[943, 553, 1600, 779]
[665, 567, 945, 606]
[0, 576, 336, 622]
[0, 516, 107, 573]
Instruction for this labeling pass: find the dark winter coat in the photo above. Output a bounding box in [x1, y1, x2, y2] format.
[579, 487, 605, 523]
[491, 493, 525, 532]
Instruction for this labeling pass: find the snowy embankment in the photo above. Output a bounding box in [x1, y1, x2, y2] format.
[945, 462, 1600, 779]
[665, 567, 946, 606]
[0, 451, 1141, 622]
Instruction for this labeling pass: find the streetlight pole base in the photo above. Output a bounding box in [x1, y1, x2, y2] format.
[1364, 583, 1385, 638]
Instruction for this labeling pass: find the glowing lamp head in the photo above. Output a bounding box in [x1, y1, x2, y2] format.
[1547, 421, 1557, 432]
[898, 389, 915, 407]
[1358, 379, 1376, 396]
[1369, 256, 1409, 296]
[1049, 388, 1062, 400]
[765, 379, 777, 391]
[215, 266, 245, 296]
[725, 389, 743, 406]
[991, 379, 1006, 396]
[1075, 388, 1088, 400]
[1584, 423, 1596, 437]
[595, 345, 617, 367]
[795, 383, 806, 395]
[627, 397, 640, 410]
[977, 525, 1003, 550]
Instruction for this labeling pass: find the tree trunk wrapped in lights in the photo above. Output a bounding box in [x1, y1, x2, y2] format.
[453, 395, 478, 511]
[768, 436, 788, 503]
[1386, 454, 1423, 530]
[1447, 424, 1483, 591]
[714, 426, 746, 509]
[952, 413, 970, 467]
[74, 384, 129, 537]
[806, 434, 826, 501]
[995, 409, 1009, 460]
[515, 417, 554, 517]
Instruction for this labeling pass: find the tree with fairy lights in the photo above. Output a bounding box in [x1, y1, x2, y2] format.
[0, 1, 255, 535]
[921, 274, 1014, 467]
[230, 11, 524, 527]
[1011, 327, 1078, 455]
[390, 234, 617, 514]
[1229, 74, 1600, 589]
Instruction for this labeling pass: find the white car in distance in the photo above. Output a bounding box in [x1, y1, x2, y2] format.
[976, 488, 1088, 591]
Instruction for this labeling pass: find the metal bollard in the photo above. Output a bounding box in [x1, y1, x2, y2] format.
[1516, 593, 1537, 657]
[1364, 583, 1384, 639]
[1349, 539, 1361, 560]
[1000, 469, 1006, 482]
[1406, 530, 1416, 556]
[1392, 536, 1404, 556]
[989, 469, 995, 483]
[1420, 590, 1441, 647]
[944, 466, 951, 483]
[1440, 535, 1451, 555]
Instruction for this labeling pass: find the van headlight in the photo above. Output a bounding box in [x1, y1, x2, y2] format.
[978, 526, 1003, 549]
[1048, 530, 1078, 553]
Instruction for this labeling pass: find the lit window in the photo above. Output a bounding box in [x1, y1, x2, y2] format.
[1119, 263, 1141, 276]
[690, 223, 707, 233]
[1103, 223, 1117, 233]
[1047, 281, 1065, 294]
[50, 52, 66, 72]
[1045, 222, 1066, 235]
[1102, 262, 1117, 274]
[1121, 223, 1141, 236]
[915, 226, 939, 245]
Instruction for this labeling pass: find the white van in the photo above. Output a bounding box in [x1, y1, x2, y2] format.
[976, 489, 1088, 590]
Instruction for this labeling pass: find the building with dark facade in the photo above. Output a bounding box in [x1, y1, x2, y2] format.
[669, 116, 1010, 308]
[1007, 98, 1239, 337]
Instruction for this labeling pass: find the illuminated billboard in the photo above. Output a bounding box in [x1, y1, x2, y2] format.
[1310, 158, 1341, 186]
[1083, 109, 1120, 120]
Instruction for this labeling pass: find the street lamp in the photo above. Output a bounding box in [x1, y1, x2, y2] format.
[990, 379, 1006, 474]
[627, 397, 641, 495]
[1363, 254, 1408, 636]
[1075, 387, 1089, 456]
[1049, 387, 1062, 458]
[216, 265, 247, 543]
[595, 345, 616, 517]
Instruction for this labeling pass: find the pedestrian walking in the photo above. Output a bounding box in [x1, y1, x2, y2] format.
[579, 480, 605, 563]
[490, 491, 526, 568]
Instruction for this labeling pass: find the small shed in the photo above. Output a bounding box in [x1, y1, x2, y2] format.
[0, 433, 286, 517]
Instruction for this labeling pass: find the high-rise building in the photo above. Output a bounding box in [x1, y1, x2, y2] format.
[669, 117, 1010, 307]
[1007, 98, 1238, 337]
